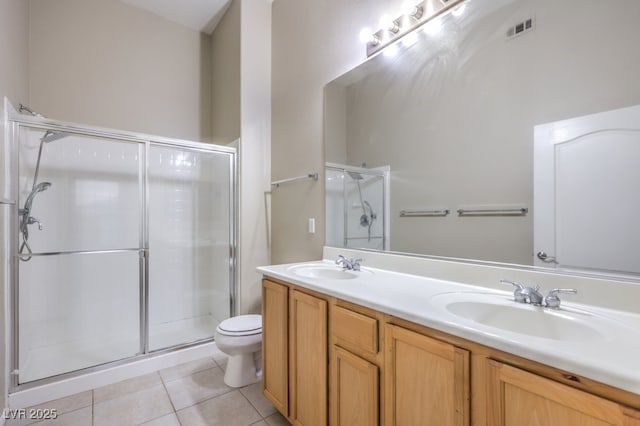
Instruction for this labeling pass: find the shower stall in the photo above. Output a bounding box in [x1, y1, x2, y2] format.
[325, 163, 389, 250]
[1, 101, 237, 390]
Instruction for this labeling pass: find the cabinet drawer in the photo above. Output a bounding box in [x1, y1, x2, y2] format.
[332, 305, 378, 355]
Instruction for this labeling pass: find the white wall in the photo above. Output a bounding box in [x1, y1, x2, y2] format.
[28, 0, 212, 142]
[271, 0, 403, 263]
[0, 0, 30, 410]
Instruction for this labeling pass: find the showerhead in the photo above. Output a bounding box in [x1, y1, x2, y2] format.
[347, 171, 364, 180]
[34, 182, 52, 193]
[23, 181, 52, 214]
[41, 130, 69, 144]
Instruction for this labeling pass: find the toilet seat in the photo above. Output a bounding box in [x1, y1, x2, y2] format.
[217, 314, 262, 336]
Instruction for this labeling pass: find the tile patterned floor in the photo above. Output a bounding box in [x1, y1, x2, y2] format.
[7, 351, 290, 426]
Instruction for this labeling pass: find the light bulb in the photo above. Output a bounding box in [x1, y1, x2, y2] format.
[379, 14, 399, 33]
[359, 27, 375, 44]
[401, 1, 418, 17]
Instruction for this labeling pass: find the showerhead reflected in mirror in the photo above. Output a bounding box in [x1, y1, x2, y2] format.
[326, 163, 389, 251]
[41, 130, 71, 144]
[324, 0, 640, 279]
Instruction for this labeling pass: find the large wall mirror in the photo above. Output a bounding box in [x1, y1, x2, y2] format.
[324, 0, 640, 279]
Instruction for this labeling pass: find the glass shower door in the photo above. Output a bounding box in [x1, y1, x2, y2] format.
[17, 127, 142, 384]
[147, 144, 232, 351]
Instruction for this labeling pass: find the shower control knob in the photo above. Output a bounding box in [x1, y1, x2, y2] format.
[27, 216, 44, 230]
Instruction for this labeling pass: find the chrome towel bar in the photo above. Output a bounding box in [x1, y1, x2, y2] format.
[271, 173, 319, 187]
[400, 209, 450, 217]
[457, 207, 528, 216]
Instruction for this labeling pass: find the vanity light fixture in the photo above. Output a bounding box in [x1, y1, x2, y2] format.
[359, 27, 380, 46]
[362, 0, 467, 57]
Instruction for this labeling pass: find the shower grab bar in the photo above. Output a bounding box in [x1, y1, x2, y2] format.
[19, 248, 147, 257]
[400, 209, 449, 217]
[457, 207, 528, 216]
[271, 173, 319, 188]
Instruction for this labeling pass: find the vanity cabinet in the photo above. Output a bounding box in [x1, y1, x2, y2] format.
[290, 289, 328, 426]
[331, 346, 379, 425]
[262, 279, 289, 415]
[487, 360, 640, 426]
[330, 303, 382, 426]
[262, 279, 328, 426]
[385, 324, 470, 426]
[262, 277, 640, 426]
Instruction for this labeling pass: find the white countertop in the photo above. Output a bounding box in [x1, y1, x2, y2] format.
[258, 259, 640, 395]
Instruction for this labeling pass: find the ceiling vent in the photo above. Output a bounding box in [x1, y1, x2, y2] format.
[506, 17, 535, 39]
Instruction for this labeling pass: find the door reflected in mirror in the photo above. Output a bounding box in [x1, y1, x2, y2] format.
[324, 0, 640, 279]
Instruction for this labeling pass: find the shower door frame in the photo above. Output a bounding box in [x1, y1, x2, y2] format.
[5, 106, 238, 392]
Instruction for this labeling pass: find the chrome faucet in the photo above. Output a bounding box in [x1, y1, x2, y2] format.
[501, 279, 543, 304]
[544, 288, 578, 309]
[521, 285, 544, 305]
[501, 279, 577, 308]
[335, 255, 362, 271]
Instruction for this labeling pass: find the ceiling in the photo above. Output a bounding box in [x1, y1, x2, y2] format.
[120, 0, 231, 34]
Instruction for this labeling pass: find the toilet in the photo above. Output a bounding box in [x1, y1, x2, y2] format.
[214, 314, 263, 387]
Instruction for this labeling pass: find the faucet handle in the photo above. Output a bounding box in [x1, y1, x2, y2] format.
[545, 288, 578, 309]
[500, 279, 525, 303]
[27, 216, 44, 230]
[351, 258, 363, 271]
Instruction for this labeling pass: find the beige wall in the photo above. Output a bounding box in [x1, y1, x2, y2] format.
[271, 0, 403, 263]
[0, 0, 30, 410]
[211, 0, 240, 145]
[238, 0, 271, 313]
[211, 0, 271, 314]
[29, 0, 212, 142]
[0, 0, 30, 107]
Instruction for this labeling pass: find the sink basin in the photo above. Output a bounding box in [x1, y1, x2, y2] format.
[429, 292, 615, 342]
[288, 264, 369, 280]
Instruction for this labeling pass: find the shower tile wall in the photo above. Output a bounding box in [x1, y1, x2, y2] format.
[345, 175, 384, 250]
[18, 131, 142, 382]
[148, 146, 231, 350]
[325, 169, 345, 248]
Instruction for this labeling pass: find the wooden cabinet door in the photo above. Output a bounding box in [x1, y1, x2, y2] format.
[262, 280, 289, 416]
[384, 324, 470, 426]
[331, 346, 379, 426]
[291, 289, 328, 426]
[487, 360, 640, 426]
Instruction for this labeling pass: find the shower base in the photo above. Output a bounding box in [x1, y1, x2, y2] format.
[18, 315, 220, 386]
[150, 314, 219, 350]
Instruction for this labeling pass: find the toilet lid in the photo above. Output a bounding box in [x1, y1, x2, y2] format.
[218, 314, 262, 334]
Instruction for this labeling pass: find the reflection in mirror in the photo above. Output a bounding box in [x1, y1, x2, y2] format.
[324, 0, 640, 278]
[325, 163, 389, 251]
